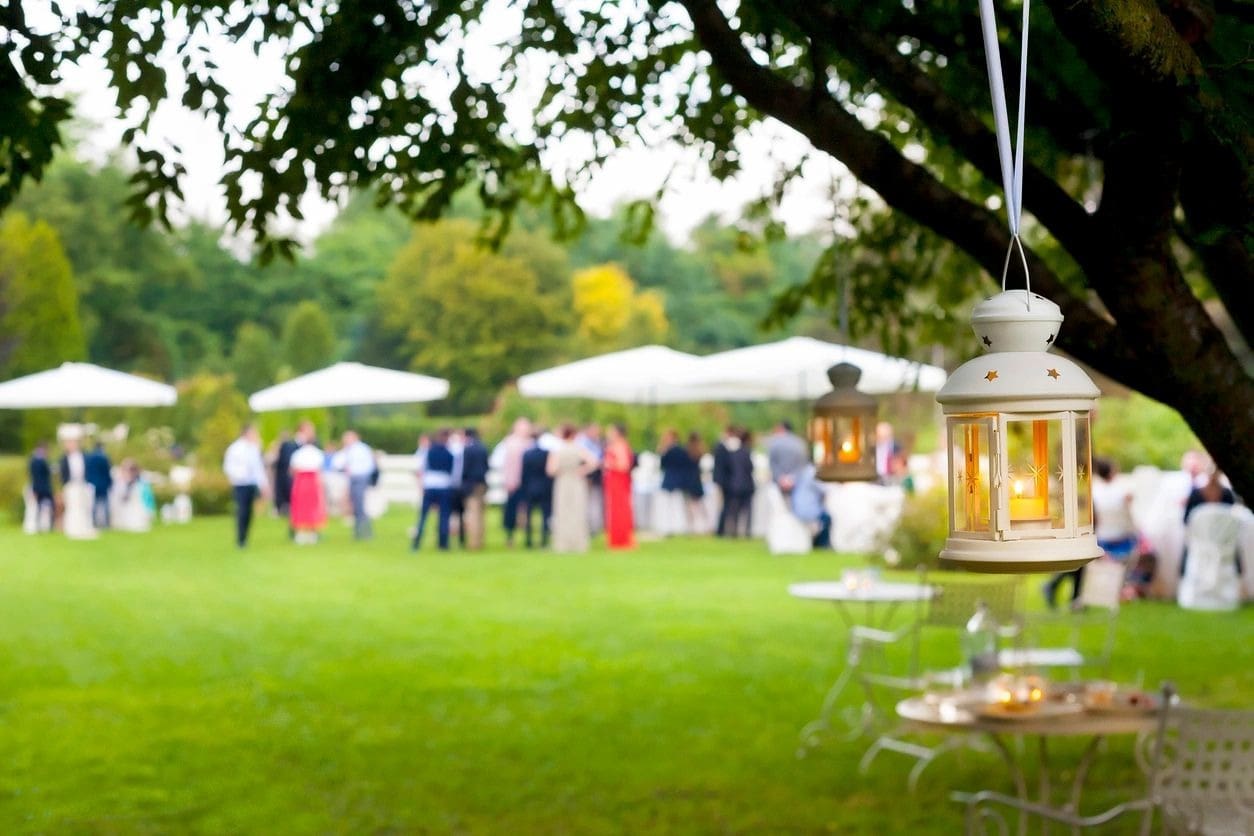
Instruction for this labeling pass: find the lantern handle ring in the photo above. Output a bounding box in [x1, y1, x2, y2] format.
[1000, 234, 1032, 311]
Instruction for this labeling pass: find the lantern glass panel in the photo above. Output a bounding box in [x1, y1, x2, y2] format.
[809, 416, 833, 467]
[833, 415, 866, 465]
[1075, 412, 1093, 530]
[1005, 416, 1066, 531]
[950, 419, 993, 534]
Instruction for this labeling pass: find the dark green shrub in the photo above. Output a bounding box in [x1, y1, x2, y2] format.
[0, 456, 27, 523]
[887, 487, 949, 570]
[153, 469, 234, 516]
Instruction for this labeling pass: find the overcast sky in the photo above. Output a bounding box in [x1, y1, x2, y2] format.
[52, 10, 852, 249]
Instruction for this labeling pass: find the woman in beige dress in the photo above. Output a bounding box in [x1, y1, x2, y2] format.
[547, 423, 597, 553]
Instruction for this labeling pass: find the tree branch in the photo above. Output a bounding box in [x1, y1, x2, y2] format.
[679, 0, 1155, 391]
[775, 2, 1096, 267]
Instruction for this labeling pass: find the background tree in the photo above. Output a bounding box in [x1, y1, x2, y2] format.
[4, 0, 1247, 493]
[572, 263, 669, 353]
[230, 323, 279, 395]
[373, 220, 573, 411]
[280, 301, 336, 377]
[0, 212, 86, 448]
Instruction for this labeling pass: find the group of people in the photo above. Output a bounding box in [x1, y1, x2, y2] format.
[416, 418, 637, 554]
[26, 437, 153, 538]
[224, 422, 380, 548]
[1043, 451, 1242, 609]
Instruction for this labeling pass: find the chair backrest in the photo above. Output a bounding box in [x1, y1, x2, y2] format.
[1078, 557, 1126, 612]
[924, 577, 1021, 628]
[1153, 698, 1254, 834]
[1186, 503, 1241, 557]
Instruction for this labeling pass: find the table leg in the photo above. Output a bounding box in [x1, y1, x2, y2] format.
[797, 602, 861, 754]
[1066, 736, 1103, 836]
[986, 733, 1030, 836]
[1037, 737, 1052, 836]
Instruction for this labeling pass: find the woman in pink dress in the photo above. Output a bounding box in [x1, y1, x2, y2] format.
[289, 443, 327, 544]
[603, 423, 635, 550]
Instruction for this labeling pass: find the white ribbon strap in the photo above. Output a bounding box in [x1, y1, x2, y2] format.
[978, 0, 1029, 236]
[978, 0, 1032, 305]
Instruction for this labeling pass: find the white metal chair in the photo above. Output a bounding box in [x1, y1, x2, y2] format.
[955, 684, 1254, 835]
[999, 557, 1126, 677]
[1179, 503, 1244, 611]
[856, 573, 1022, 789]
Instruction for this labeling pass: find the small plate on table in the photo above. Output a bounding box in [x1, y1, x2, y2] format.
[976, 701, 1085, 721]
[1083, 690, 1160, 716]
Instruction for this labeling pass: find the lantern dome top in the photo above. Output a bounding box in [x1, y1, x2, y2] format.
[815, 362, 877, 411]
[971, 290, 1063, 353]
[937, 352, 1099, 406]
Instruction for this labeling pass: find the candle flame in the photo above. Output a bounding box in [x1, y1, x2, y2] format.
[1013, 480, 1024, 498]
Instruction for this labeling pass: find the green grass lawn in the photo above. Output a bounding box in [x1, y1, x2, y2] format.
[0, 511, 1249, 834]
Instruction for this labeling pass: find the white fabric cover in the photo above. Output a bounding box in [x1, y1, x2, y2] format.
[826, 482, 905, 554]
[22, 488, 52, 534]
[1179, 504, 1244, 611]
[249, 362, 448, 411]
[0, 362, 176, 408]
[681, 336, 947, 401]
[112, 486, 152, 532]
[764, 484, 812, 555]
[517, 346, 704, 404]
[651, 490, 688, 536]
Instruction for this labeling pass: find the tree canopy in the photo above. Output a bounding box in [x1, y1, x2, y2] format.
[3, 0, 1250, 491]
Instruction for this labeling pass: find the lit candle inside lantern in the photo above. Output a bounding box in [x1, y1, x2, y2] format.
[837, 436, 858, 463]
[1009, 479, 1047, 520]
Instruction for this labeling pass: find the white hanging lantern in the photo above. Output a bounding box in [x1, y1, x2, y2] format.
[936, 290, 1102, 573]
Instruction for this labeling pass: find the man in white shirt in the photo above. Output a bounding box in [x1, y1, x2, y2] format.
[223, 424, 270, 548]
[337, 430, 376, 540]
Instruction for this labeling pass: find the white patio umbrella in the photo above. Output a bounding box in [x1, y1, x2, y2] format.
[516, 345, 705, 404]
[0, 362, 177, 408]
[682, 336, 946, 401]
[248, 362, 449, 412]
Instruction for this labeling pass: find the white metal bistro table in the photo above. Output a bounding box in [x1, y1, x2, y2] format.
[897, 693, 1160, 835]
[791, 578, 934, 753]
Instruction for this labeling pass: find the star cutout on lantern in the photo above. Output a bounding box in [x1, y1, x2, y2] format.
[1077, 466, 1087, 482]
[1046, 368, 1061, 379]
[1056, 465, 1067, 481]
[1046, 333, 1056, 344]
[982, 335, 992, 347]
[984, 370, 999, 382]
[1028, 464, 1048, 480]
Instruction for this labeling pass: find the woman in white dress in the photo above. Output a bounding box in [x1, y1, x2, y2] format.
[547, 424, 597, 554]
[59, 437, 96, 540]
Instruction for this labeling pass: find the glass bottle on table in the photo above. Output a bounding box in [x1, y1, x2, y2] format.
[962, 600, 1000, 686]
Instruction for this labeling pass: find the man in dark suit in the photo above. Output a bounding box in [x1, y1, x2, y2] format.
[273, 430, 298, 518]
[519, 433, 554, 548]
[85, 442, 113, 529]
[459, 428, 490, 550]
[275, 421, 314, 534]
[28, 442, 54, 532]
[712, 426, 735, 537]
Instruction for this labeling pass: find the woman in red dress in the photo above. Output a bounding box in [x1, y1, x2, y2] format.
[289, 443, 327, 544]
[602, 423, 635, 550]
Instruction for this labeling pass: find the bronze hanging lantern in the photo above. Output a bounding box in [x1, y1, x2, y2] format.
[811, 363, 878, 482]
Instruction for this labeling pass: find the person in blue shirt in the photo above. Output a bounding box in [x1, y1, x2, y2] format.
[28, 442, 54, 532]
[85, 442, 114, 529]
[790, 465, 832, 548]
[412, 429, 456, 551]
